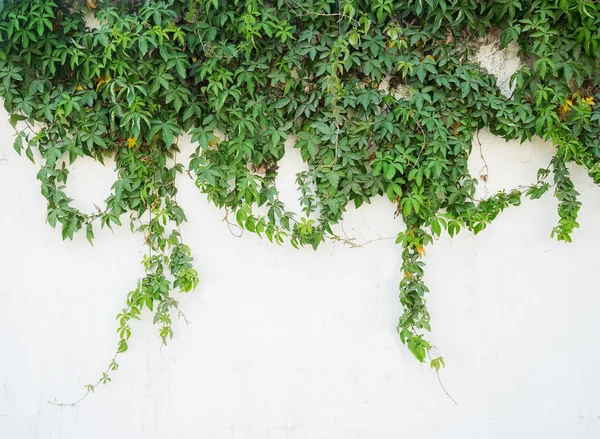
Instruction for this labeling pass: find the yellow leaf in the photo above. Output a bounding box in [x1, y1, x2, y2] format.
[584, 97, 595, 106]
[558, 104, 570, 116]
[86, 0, 97, 9]
[558, 98, 573, 116]
[75, 84, 83, 91]
[96, 75, 110, 91]
[127, 137, 136, 148]
[416, 245, 426, 256]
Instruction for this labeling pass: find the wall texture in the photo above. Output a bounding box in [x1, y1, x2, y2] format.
[1, 42, 600, 439]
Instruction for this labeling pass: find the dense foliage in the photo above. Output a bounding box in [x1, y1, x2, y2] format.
[1, 0, 599, 401]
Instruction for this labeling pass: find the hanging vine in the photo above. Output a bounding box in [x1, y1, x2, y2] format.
[1, 0, 599, 403]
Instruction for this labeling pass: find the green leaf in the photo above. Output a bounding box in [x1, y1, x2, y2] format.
[384, 164, 396, 180]
[13, 134, 23, 154]
[327, 171, 340, 188]
[9, 113, 26, 128]
[86, 223, 94, 245]
[402, 199, 412, 217]
[138, 37, 148, 55]
[431, 219, 441, 237]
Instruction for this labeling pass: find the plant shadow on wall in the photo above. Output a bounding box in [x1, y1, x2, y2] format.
[1, 0, 599, 406]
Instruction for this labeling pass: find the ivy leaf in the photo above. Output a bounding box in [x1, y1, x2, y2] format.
[45, 147, 63, 167]
[327, 171, 340, 189]
[9, 113, 26, 128]
[402, 199, 412, 218]
[13, 132, 23, 154]
[138, 37, 148, 55]
[86, 223, 95, 245]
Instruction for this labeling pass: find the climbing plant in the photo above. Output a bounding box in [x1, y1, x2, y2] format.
[1, 0, 599, 403]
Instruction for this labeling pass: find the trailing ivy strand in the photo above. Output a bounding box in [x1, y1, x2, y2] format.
[1, 0, 599, 402]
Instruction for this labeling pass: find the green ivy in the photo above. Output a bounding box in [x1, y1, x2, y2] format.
[1, 0, 599, 402]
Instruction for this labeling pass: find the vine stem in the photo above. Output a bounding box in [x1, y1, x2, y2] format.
[48, 157, 160, 408]
[475, 130, 490, 196]
[427, 351, 459, 407]
[336, 221, 396, 248]
[47, 349, 123, 408]
[412, 121, 429, 168]
[223, 210, 244, 237]
[409, 325, 459, 407]
[175, 304, 191, 325]
[470, 156, 554, 204]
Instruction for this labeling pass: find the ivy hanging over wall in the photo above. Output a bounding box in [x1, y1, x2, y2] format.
[1, 0, 599, 403]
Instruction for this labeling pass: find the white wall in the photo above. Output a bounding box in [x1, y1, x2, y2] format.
[2, 51, 600, 438]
